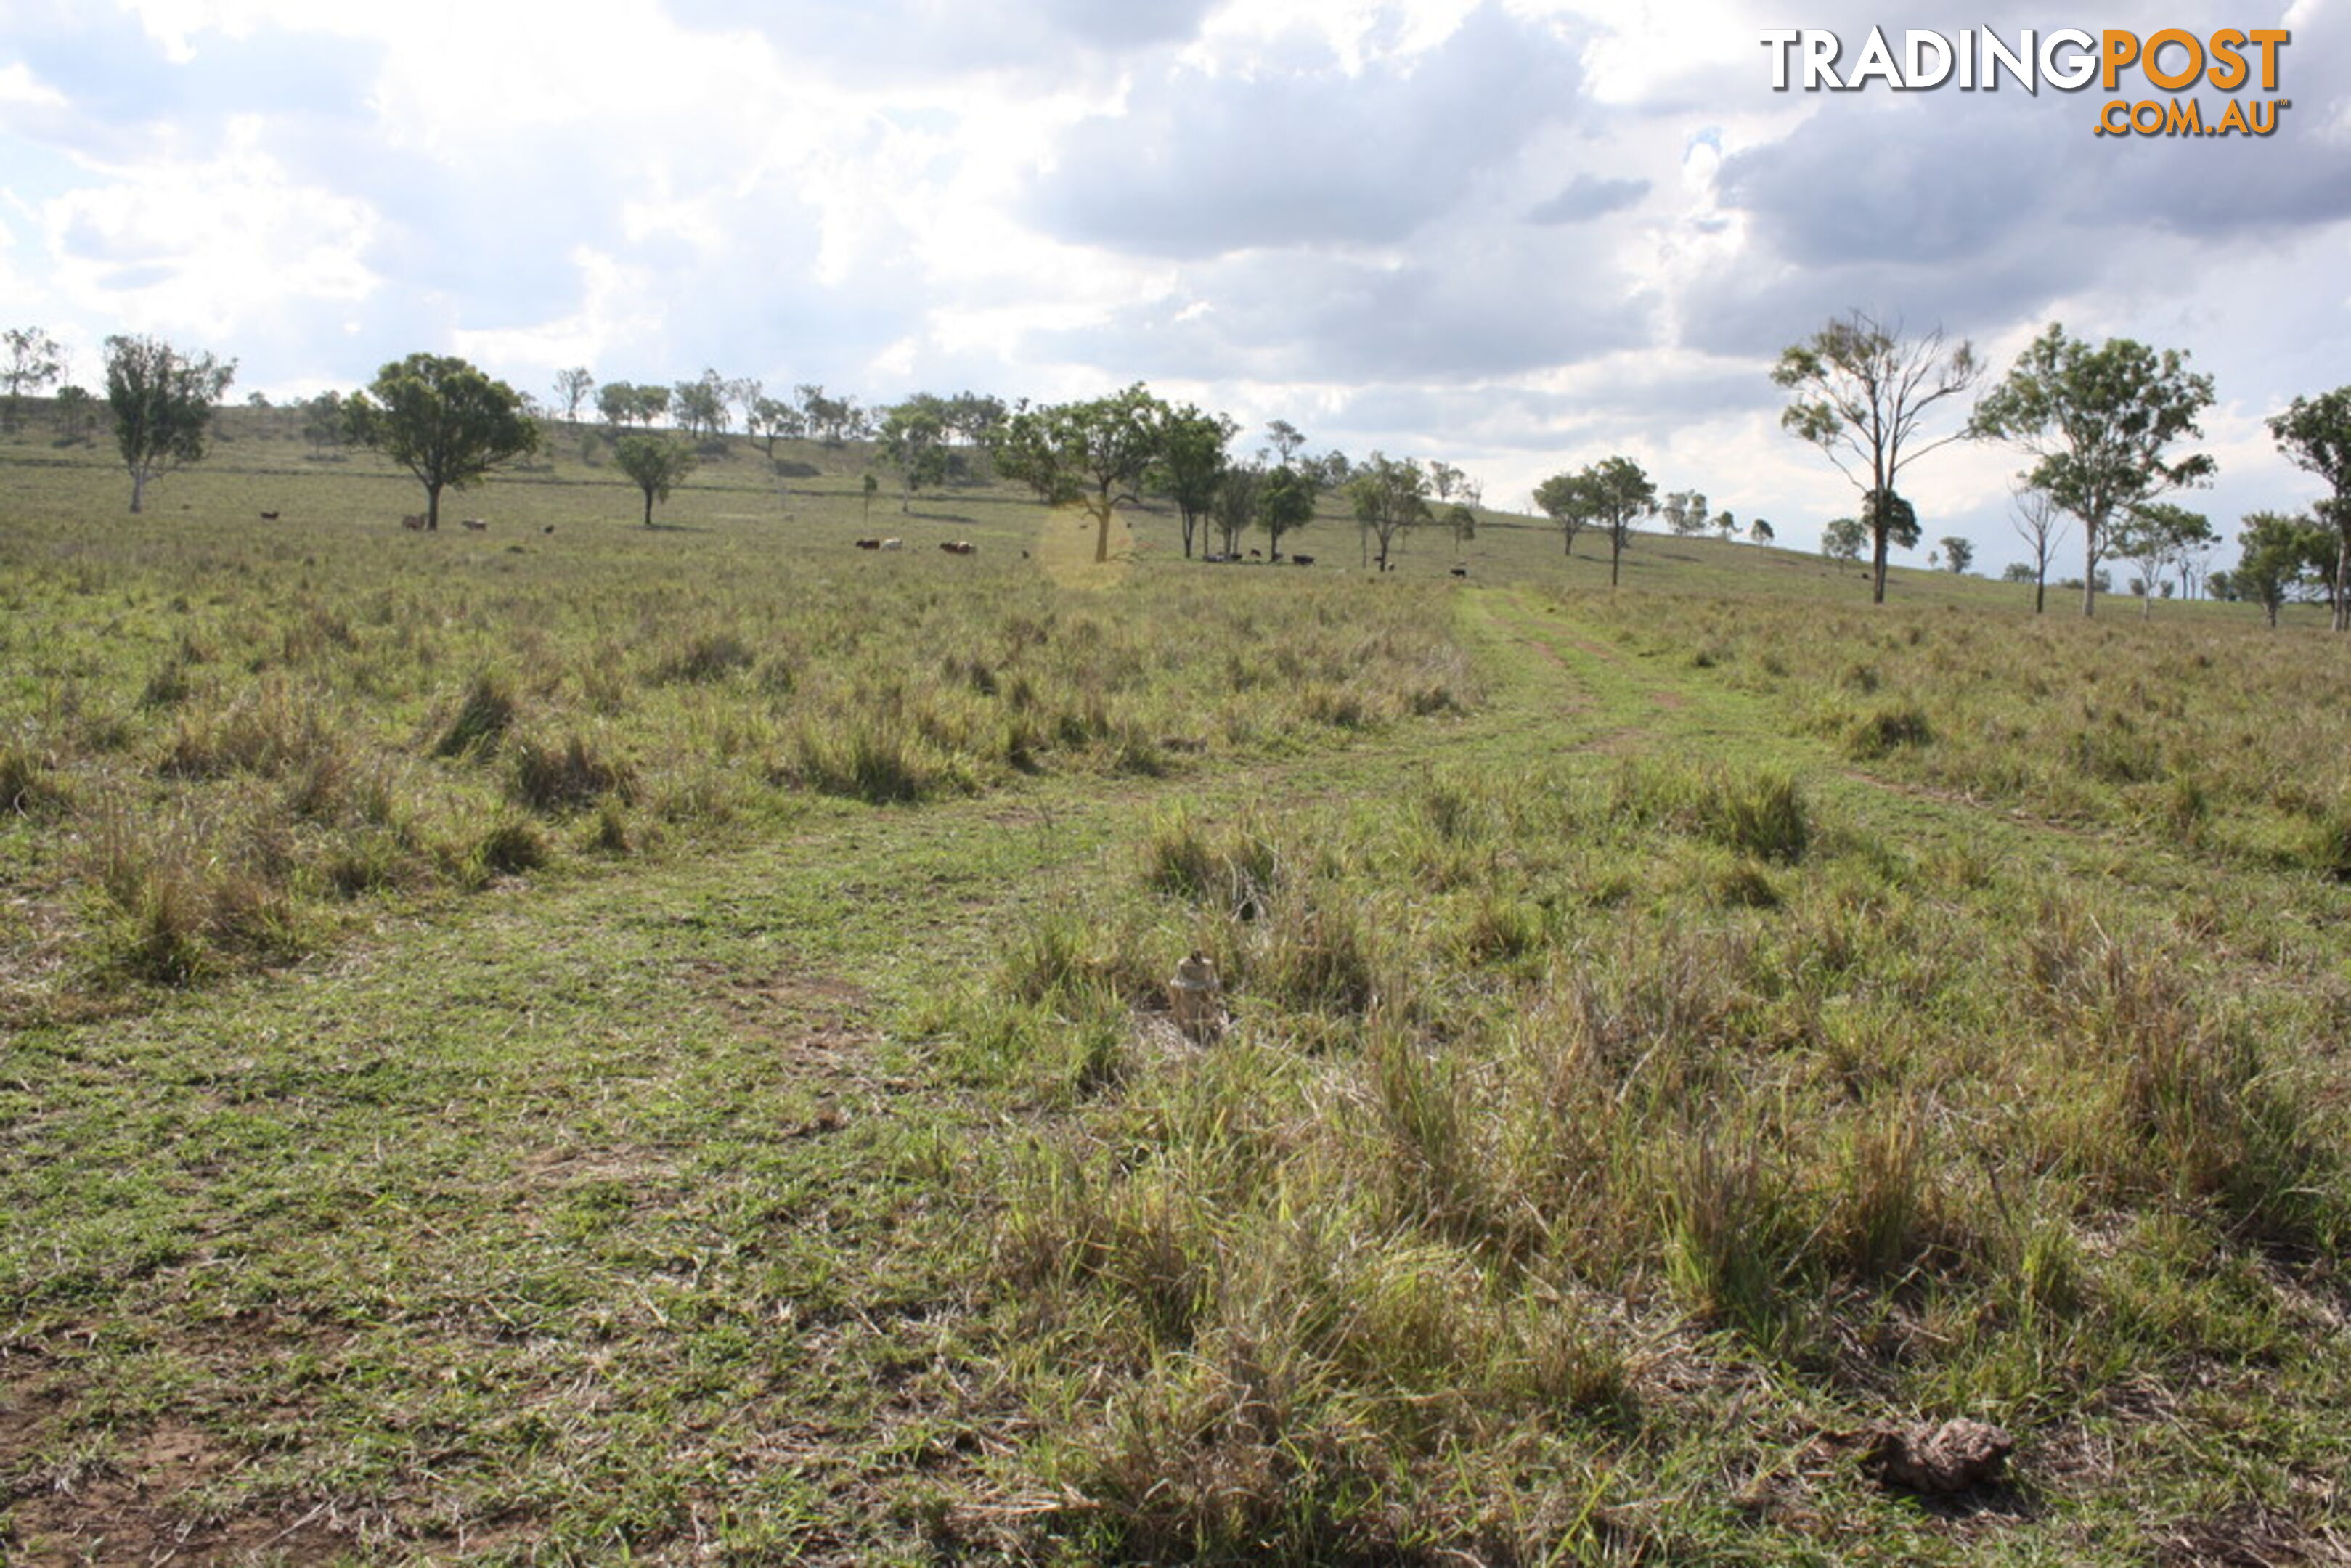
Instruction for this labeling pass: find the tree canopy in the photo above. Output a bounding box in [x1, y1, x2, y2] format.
[4, 325, 65, 433]
[103, 334, 236, 513]
[1149, 404, 1237, 559]
[1535, 457, 1655, 585]
[2267, 387, 2351, 629]
[990, 384, 1169, 564]
[2233, 510, 2332, 627]
[1972, 324, 2214, 618]
[345, 353, 539, 530]
[614, 433, 696, 527]
[1347, 452, 1430, 571]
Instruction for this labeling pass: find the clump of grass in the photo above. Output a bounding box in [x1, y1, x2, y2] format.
[1255, 897, 1381, 1018]
[1139, 808, 1282, 915]
[1656, 1125, 1805, 1343]
[466, 816, 549, 881]
[2305, 807, 2351, 881]
[653, 631, 754, 685]
[510, 731, 636, 814]
[791, 721, 940, 805]
[1844, 701, 1932, 759]
[1612, 758, 1810, 864]
[157, 682, 335, 779]
[1708, 769, 1809, 864]
[433, 671, 518, 759]
[139, 658, 194, 709]
[85, 809, 304, 984]
[0, 741, 71, 817]
[1827, 1105, 1937, 1281]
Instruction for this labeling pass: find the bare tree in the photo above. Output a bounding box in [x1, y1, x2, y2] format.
[2008, 483, 2068, 614]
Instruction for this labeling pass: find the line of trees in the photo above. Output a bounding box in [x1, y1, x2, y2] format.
[23, 312, 2346, 621]
[1759, 307, 2351, 627]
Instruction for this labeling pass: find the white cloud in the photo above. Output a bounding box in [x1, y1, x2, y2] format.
[36, 115, 379, 338]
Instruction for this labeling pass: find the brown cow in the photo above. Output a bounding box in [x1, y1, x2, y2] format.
[1291, 555, 1314, 566]
[940, 540, 976, 555]
[401, 513, 428, 531]
[259, 510, 280, 520]
[855, 538, 882, 550]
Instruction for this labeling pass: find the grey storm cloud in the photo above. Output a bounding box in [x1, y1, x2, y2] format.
[1686, 5, 2351, 364]
[1024, 3, 1593, 257]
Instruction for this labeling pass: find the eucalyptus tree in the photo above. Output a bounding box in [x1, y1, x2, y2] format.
[614, 433, 696, 526]
[990, 384, 1169, 563]
[4, 325, 65, 432]
[877, 398, 950, 512]
[1535, 457, 1655, 585]
[1257, 464, 1316, 560]
[1775, 310, 1979, 603]
[2008, 483, 2069, 613]
[553, 367, 595, 426]
[2113, 502, 2213, 615]
[1973, 324, 2214, 618]
[1348, 452, 1430, 571]
[345, 353, 537, 531]
[1149, 404, 1237, 558]
[2268, 388, 2351, 629]
[103, 335, 236, 513]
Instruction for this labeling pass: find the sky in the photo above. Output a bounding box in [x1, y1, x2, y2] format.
[4, 0, 2348, 571]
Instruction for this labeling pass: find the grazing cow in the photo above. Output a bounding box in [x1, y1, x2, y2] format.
[461, 518, 487, 531]
[940, 540, 976, 555]
[259, 510, 280, 520]
[543, 525, 555, 535]
[881, 538, 903, 550]
[1248, 549, 1263, 560]
[401, 513, 428, 531]
[1449, 566, 1469, 578]
[1291, 555, 1314, 567]
[855, 538, 882, 550]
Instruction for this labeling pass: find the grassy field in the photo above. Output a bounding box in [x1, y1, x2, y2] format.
[4, 413, 2349, 1564]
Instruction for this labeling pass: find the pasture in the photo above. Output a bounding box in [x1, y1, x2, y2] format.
[4, 413, 2350, 1564]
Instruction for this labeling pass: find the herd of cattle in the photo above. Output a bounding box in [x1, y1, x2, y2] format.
[346, 515, 1462, 574]
[853, 537, 977, 555]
